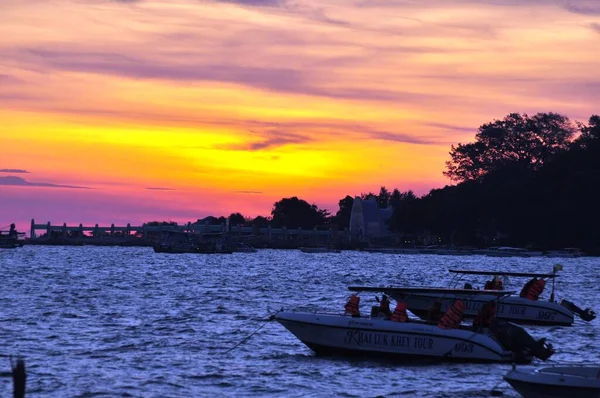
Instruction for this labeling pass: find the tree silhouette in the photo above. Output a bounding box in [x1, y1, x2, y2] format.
[576, 115, 600, 147]
[390, 188, 402, 208]
[360, 191, 377, 201]
[377, 186, 391, 208]
[228, 212, 245, 226]
[333, 195, 354, 229]
[271, 197, 328, 228]
[250, 216, 270, 227]
[389, 190, 422, 235]
[444, 113, 575, 182]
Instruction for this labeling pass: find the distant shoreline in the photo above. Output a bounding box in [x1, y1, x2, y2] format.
[12, 239, 593, 258]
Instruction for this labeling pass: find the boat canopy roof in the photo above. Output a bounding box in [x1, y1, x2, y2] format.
[449, 269, 557, 278]
[348, 286, 516, 296]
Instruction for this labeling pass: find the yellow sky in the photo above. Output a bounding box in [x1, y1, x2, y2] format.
[1, 0, 599, 227]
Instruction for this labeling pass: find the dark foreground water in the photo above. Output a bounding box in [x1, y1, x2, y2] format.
[1, 247, 599, 397]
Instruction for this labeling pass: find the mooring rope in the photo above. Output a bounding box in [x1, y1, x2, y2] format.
[223, 309, 282, 355]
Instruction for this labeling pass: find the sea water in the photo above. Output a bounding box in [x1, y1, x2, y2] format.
[1, 246, 598, 397]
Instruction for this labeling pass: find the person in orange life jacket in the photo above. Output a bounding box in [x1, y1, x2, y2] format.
[391, 301, 408, 322]
[376, 294, 392, 317]
[520, 277, 538, 298]
[484, 275, 503, 290]
[344, 294, 360, 317]
[524, 278, 546, 301]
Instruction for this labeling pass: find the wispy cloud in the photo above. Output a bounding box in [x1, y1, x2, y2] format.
[146, 187, 176, 191]
[423, 122, 476, 134]
[564, 1, 600, 15]
[0, 168, 29, 173]
[0, 176, 90, 189]
[214, 0, 284, 6]
[591, 23, 600, 33]
[233, 190, 263, 194]
[367, 131, 445, 145]
[217, 129, 312, 151]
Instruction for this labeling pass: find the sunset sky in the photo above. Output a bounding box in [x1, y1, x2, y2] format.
[2, 0, 600, 232]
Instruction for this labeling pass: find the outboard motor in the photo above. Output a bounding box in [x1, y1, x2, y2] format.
[491, 320, 554, 361]
[560, 299, 596, 322]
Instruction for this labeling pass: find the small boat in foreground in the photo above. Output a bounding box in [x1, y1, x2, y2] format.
[504, 365, 600, 398]
[274, 290, 554, 364]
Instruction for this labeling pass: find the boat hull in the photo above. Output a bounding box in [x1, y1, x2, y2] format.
[274, 312, 527, 363]
[504, 366, 600, 398]
[395, 292, 574, 326]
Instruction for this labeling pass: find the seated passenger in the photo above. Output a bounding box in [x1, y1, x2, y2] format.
[344, 294, 360, 317]
[473, 300, 496, 332]
[377, 294, 392, 317]
[426, 301, 443, 322]
[391, 301, 408, 322]
[484, 275, 503, 290]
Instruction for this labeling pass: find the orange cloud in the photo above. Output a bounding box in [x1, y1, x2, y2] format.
[1, 0, 598, 225]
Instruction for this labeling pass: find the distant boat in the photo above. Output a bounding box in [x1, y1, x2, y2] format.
[0, 243, 20, 249]
[477, 247, 543, 257]
[0, 223, 24, 249]
[153, 243, 233, 254]
[544, 248, 585, 258]
[362, 247, 422, 254]
[299, 247, 341, 253]
[420, 245, 475, 255]
[232, 243, 258, 253]
[504, 365, 600, 398]
[153, 230, 233, 254]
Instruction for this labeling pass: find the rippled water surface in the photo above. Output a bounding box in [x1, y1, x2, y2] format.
[1, 247, 599, 397]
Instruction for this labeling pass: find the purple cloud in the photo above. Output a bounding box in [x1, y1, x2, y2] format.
[0, 74, 23, 83]
[214, 0, 284, 6]
[367, 131, 445, 145]
[146, 187, 176, 191]
[591, 23, 600, 33]
[0, 169, 29, 173]
[217, 129, 312, 151]
[0, 176, 90, 189]
[564, 1, 600, 15]
[14, 47, 449, 105]
[423, 122, 476, 134]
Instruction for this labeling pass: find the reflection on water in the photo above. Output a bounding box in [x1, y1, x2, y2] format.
[1, 246, 598, 397]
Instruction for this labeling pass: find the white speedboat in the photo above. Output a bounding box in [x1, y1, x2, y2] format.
[504, 365, 600, 398]
[351, 269, 595, 326]
[274, 292, 554, 364]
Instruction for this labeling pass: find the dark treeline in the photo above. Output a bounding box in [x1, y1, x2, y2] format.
[195, 112, 600, 253]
